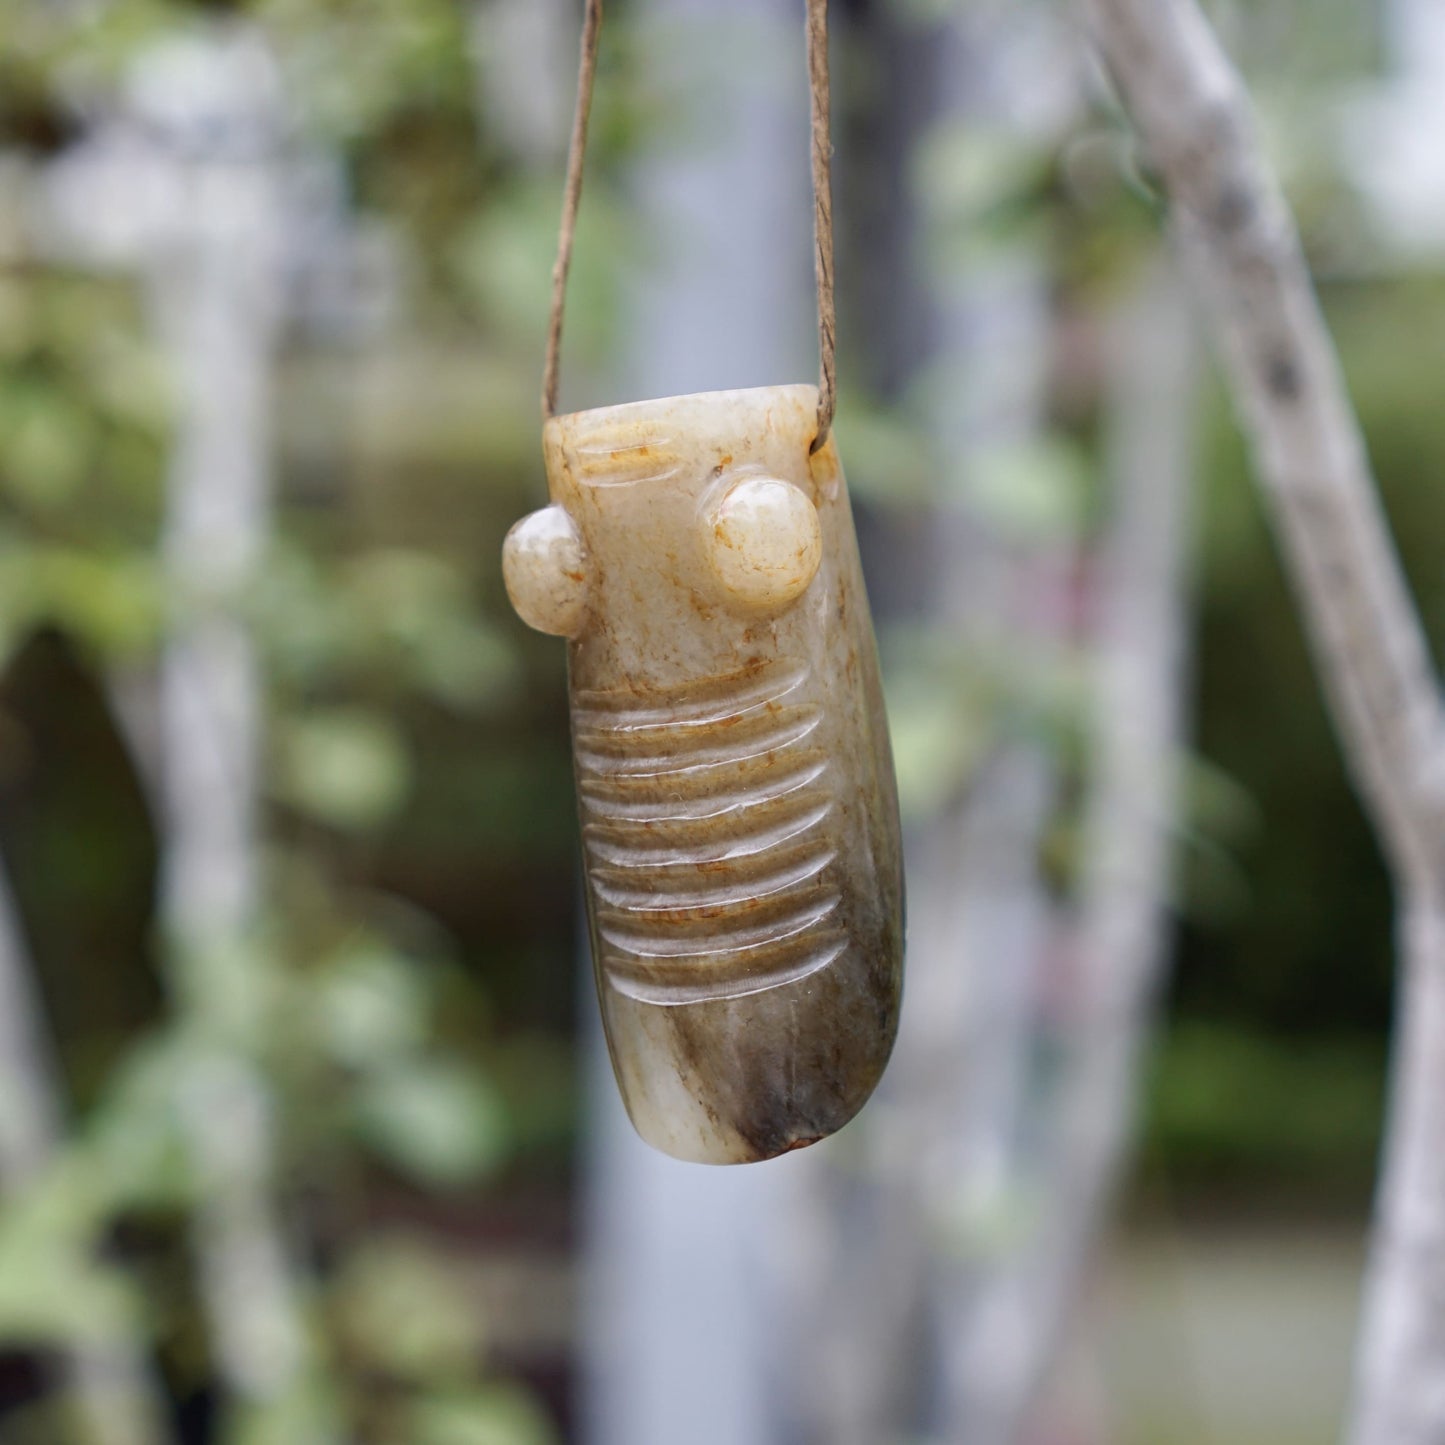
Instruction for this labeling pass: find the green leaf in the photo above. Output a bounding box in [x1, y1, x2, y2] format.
[356, 1059, 508, 1187]
[225, 1378, 344, 1445]
[169, 930, 286, 1043]
[86, 1064, 195, 1211]
[409, 619, 518, 710]
[830, 404, 935, 505]
[334, 1235, 483, 1384]
[0, 386, 94, 507]
[17, 547, 163, 657]
[884, 671, 991, 820]
[278, 708, 412, 831]
[914, 121, 1051, 227]
[0, 1247, 142, 1347]
[82, 331, 172, 432]
[0, 1163, 145, 1347]
[0, 277, 37, 361]
[405, 1387, 557, 1445]
[343, 549, 520, 706]
[251, 543, 360, 686]
[314, 943, 429, 1069]
[952, 438, 1090, 540]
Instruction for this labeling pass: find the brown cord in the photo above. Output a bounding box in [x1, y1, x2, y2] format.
[541, 0, 604, 423]
[805, 0, 835, 451]
[541, 0, 838, 452]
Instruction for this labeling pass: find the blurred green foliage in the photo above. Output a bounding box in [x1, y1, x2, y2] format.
[1136, 274, 1445, 1193]
[848, 0, 1412, 1204]
[0, 0, 604, 1440]
[1142, 1022, 1386, 1198]
[0, 0, 1436, 1437]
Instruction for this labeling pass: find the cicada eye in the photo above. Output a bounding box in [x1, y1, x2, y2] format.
[701, 475, 822, 611]
[502, 505, 591, 637]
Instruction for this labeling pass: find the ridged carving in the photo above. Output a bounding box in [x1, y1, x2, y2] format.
[568, 422, 680, 487]
[574, 657, 843, 1006]
[509, 384, 904, 1162]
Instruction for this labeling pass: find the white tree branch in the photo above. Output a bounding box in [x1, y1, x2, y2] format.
[921, 257, 1196, 1445]
[1075, 2, 1445, 1440]
[1004, 256, 1197, 1434]
[127, 28, 326, 1430]
[155, 177, 310, 1427]
[1079, 0, 1445, 890]
[1354, 893, 1445, 1445]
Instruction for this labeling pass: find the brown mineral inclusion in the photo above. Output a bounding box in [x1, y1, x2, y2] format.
[503, 385, 904, 1163]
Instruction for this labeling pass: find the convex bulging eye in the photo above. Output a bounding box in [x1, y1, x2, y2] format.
[701, 474, 822, 611]
[502, 505, 590, 637]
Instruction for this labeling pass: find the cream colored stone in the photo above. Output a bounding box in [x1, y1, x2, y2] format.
[507, 384, 904, 1164]
[502, 503, 589, 637]
[702, 474, 822, 609]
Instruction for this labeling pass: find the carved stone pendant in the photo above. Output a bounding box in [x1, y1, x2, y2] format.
[503, 385, 904, 1163]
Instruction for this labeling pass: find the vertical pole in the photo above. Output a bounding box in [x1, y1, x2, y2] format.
[136, 26, 328, 1432]
[943, 259, 1197, 1444]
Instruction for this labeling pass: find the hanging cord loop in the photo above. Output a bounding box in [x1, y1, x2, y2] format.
[541, 0, 838, 454]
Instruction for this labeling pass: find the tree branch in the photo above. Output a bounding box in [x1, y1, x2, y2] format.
[984, 254, 1198, 1439]
[1079, 0, 1445, 890]
[1075, 1, 1445, 1439]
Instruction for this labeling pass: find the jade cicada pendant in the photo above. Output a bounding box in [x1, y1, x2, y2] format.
[502, 384, 904, 1164]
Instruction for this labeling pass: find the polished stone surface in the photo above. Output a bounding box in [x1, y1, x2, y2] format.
[504, 384, 904, 1163]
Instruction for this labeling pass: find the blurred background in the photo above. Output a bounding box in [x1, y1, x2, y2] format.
[0, 0, 1438, 1441]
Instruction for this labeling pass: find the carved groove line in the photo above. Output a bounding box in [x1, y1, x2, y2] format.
[570, 432, 681, 488]
[576, 659, 842, 1005]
